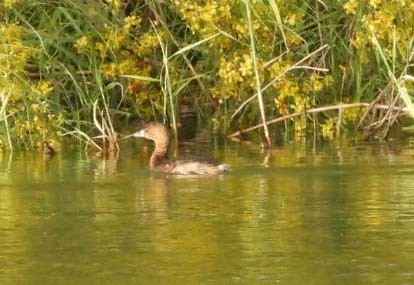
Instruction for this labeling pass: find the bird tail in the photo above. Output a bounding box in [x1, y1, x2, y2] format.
[218, 164, 232, 172]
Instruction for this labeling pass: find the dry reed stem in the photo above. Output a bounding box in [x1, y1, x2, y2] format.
[244, 0, 271, 146]
[230, 44, 329, 121]
[229, 102, 408, 138]
[92, 100, 119, 153]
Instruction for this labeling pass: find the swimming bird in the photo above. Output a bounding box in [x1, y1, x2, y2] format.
[133, 122, 232, 175]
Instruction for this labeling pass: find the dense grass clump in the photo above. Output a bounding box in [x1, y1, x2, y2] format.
[0, 0, 414, 150]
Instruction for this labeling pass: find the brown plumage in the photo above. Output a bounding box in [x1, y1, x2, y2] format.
[133, 122, 232, 175]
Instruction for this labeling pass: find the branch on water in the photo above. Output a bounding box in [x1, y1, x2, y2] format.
[229, 103, 408, 138]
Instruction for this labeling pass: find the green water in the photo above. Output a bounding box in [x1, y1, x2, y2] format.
[1, 138, 414, 284]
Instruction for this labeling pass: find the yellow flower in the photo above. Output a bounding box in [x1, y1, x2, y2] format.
[134, 33, 161, 56]
[344, 0, 358, 15]
[324, 75, 334, 86]
[118, 57, 137, 75]
[286, 32, 303, 46]
[1, 23, 24, 44]
[74, 36, 90, 54]
[284, 12, 304, 26]
[369, 0, 381, 8]
[0, 23, 33, 74]
[233, 21, 249, 38]
[106, 29, 127, 51]
[35, 81, 54, 98]
[239, 54, 253, 77]
[310, 74, 324, 92]
[105, 0, 122, 11]
[4, 0, 21, 8]
[174, 0, 232, 36]
[123, 16, 142, 33]
[102, 63, 118, 79]
[95, 42, 107, 58]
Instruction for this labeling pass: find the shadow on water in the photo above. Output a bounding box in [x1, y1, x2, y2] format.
[1, 137, 414, 284]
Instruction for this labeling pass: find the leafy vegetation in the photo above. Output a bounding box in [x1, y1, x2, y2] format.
[1, 0, 414, 151]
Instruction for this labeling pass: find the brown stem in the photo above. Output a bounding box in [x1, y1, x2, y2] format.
[229, 103, 408, 138]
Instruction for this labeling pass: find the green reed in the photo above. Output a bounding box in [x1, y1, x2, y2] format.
[1, 0, 414, 150]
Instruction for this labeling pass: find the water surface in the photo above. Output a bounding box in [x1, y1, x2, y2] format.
[1, 138, 414, 284]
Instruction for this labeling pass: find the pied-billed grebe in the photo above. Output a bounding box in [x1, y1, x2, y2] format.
[133, 122, 232, 175]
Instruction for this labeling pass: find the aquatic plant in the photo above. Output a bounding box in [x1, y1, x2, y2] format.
[1, 0, 414, 151]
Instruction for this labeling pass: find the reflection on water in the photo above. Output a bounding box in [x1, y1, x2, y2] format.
[1, 139, 414, 284]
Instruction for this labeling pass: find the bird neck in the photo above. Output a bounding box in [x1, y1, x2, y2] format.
[149, 143, 169, 169]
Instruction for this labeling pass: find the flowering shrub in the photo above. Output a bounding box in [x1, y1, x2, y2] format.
[0, 20, 62, 149]
[0, 0, 413, 149]
[174, 0, 335, 133]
